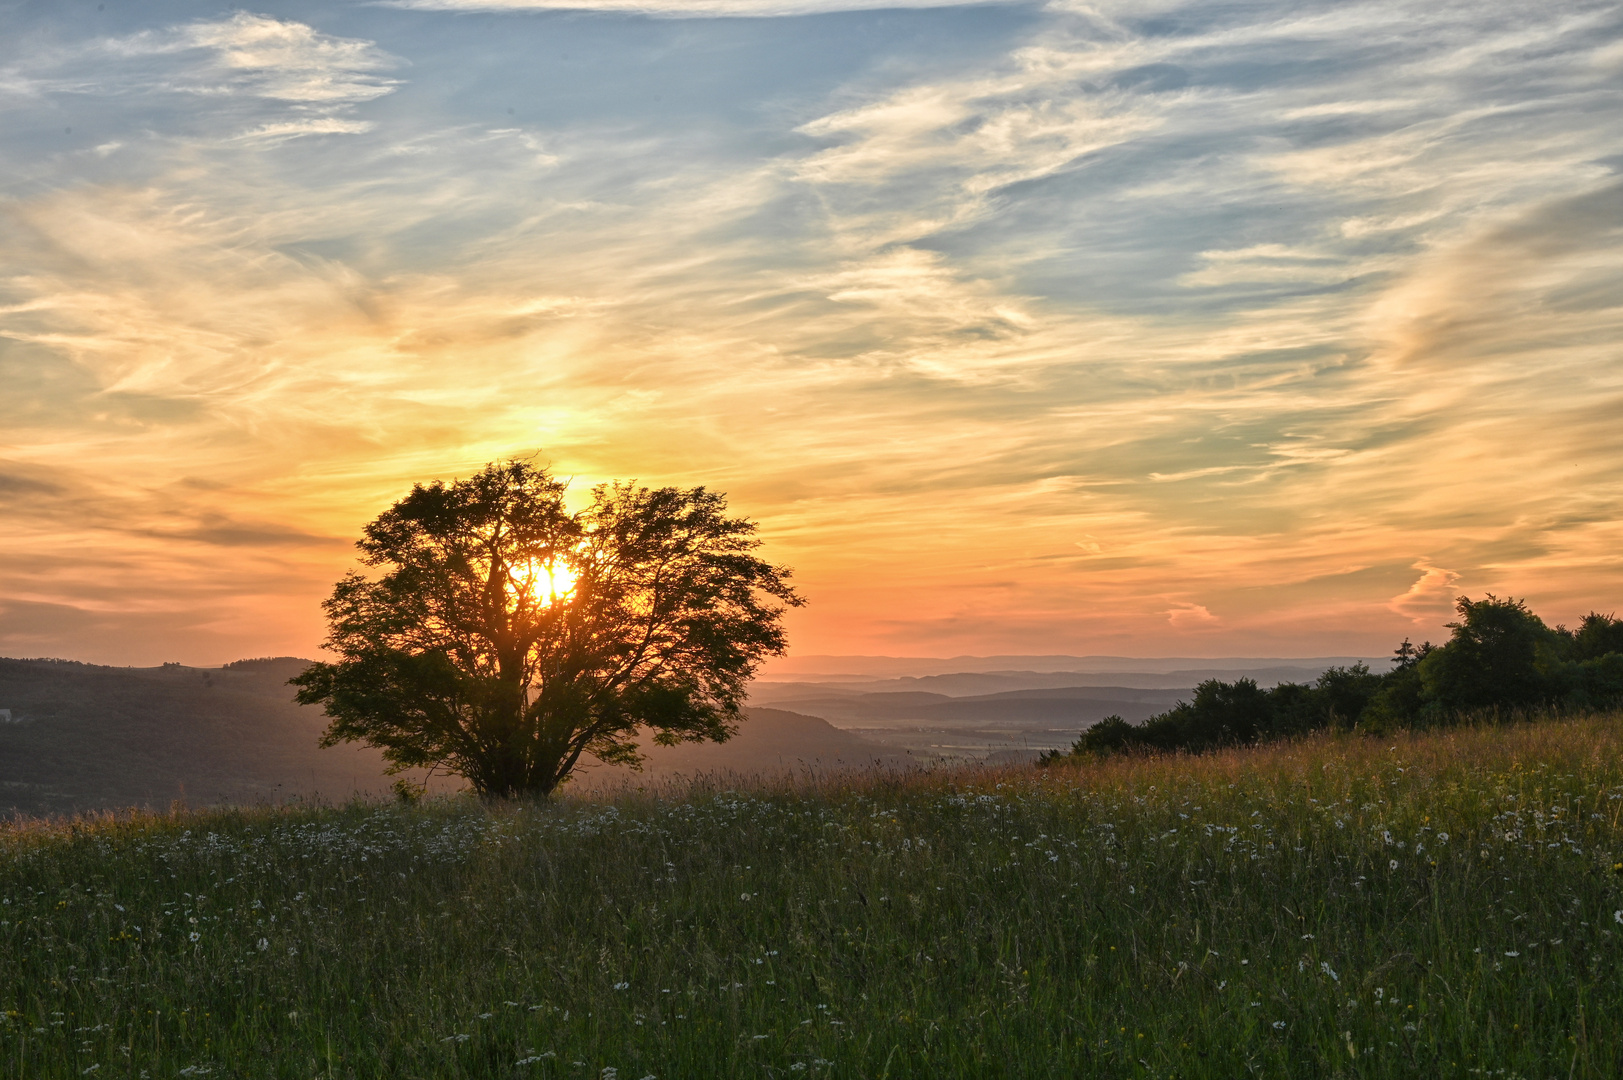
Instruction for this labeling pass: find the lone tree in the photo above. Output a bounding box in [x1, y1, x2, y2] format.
[292, 461, 802, 798]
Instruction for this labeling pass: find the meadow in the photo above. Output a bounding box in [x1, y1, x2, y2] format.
[5, 716, 1623, 1079]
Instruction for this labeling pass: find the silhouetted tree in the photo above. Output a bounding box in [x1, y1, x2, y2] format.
[292, 461, 802, 798]
[1567, 612, 1623, 662]
[1417, 595, 1552, 714]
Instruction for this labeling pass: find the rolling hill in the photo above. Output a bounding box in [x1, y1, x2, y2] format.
[0, 658, 905, 818]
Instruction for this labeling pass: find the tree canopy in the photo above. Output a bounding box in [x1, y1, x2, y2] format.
[291, 461, 802, 798]
[1051, 595, 1623, 760]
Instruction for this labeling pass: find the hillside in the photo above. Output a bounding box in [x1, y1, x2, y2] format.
[0, 658, 904, 817]
[0, 657, 427, 817]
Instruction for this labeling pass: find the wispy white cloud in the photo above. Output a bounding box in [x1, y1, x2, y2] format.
[116, 13, 399, 103]
[379, 0, 1020, 15]
[0, 13, 397, 145]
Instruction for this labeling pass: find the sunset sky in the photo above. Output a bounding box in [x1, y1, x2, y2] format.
[2, 0, 1622, 666]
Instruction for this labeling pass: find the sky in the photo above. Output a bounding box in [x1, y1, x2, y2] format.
[1, 0, 1621, 667]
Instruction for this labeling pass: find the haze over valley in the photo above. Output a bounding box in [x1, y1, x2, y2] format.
[2, 652, 1385, 816]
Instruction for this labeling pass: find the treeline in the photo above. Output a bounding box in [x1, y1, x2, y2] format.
[1049, 596, 1623, 760]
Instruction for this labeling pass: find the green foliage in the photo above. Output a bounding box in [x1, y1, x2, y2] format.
[1418, 595, 1550, 713]
[1569, 611, 1623, 661]
[1058, 596, 1623, 760]
[292, 461, 802, 799]
[1062, 665, 1382, 758]
[5, 718, 1623, 1078]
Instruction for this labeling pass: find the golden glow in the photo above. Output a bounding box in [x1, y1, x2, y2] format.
[512, 559, 578, 609]
[3, 3, 1622, 665]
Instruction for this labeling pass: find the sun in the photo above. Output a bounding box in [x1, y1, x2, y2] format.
[512, 558, 578, 607]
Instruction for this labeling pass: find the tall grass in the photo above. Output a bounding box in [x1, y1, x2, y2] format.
[5, 715, 1623, 1078]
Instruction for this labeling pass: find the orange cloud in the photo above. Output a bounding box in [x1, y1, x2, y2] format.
[1387, 563, 1462, 626]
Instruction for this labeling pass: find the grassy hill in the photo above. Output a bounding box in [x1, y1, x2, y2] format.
[0, 657, 414, 817]
[3, 713, 1622, 1077]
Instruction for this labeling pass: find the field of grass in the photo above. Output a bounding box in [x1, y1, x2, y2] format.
[5, 715, 1623, 1079]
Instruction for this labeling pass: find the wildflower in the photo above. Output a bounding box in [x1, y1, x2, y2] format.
[256, 938, 268, 951]
[188, 932, 200, 943]
[1272, 1021, 1286, 1030]
[1389, 860, 1399, 870]
[612, 982, 630, 991]
[1504, 951, 1519, 958]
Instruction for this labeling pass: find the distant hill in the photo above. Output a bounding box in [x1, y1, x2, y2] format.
[0, 656, 435, 818]
[757, 654, 1386, 680]
[750, 665, 1363, 699]
[0, 658, 906, 818]
[754, 685, 1189, 727]
[745, 670, 1410, 760]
